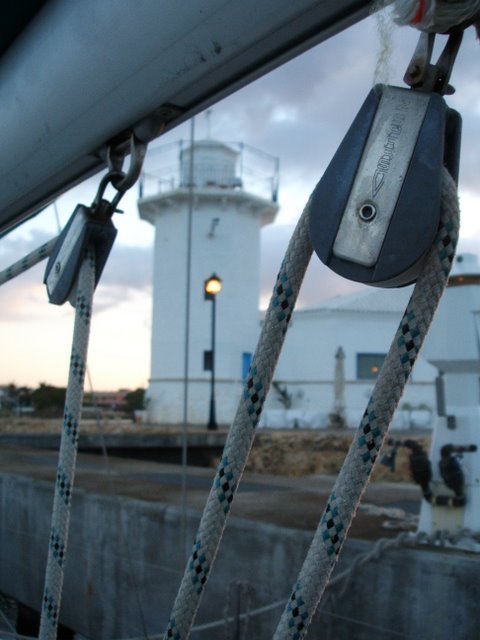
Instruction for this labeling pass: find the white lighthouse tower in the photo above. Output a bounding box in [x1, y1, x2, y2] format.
[138, 138, 278, 425]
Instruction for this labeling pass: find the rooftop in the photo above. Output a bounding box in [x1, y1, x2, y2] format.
[138, 138, 279, 203]
[299, 286, 414, 315]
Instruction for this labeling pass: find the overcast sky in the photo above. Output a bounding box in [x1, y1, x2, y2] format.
[1, 8, 480, 391]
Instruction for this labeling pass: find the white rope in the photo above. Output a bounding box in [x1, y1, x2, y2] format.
[393, 0, 480, 32]
[163, 168, 459, 639]
[273, 167, 460, 639]
[38, 247, 96, 640]
[0, 238, 57, 287]
[163, 198, 313, 639]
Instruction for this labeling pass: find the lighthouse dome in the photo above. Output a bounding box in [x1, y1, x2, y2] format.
[180, 139, 241, 189]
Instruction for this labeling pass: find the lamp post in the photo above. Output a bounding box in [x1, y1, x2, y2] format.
[204, 273, 222, 430]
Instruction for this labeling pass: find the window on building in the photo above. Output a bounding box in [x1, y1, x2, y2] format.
[357, 353, 386, 380]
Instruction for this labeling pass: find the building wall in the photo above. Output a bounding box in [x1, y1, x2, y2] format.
[264, 306, 437, 427]
[139, 188, 276, 424]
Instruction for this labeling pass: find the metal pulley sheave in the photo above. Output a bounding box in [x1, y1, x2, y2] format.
[309, 29, 464, 287]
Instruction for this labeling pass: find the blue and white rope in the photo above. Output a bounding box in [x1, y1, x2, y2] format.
[0, 237, 57, 287]
[38, 247, 96, 640]
[164, 198, 314, 639]
[273, 167, 459, 639]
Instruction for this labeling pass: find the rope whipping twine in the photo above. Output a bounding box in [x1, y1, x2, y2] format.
[0, 237, 57, 286]
[273, 167, 460, 640]
[163, 197, 314, 640]
[38, 246, 96, 640]
[393, 0, 480, 32]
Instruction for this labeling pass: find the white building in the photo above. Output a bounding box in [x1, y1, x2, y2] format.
[262, 287, 437, 429]
[138, 138, 440, 428]
[138, 139, 278, 424]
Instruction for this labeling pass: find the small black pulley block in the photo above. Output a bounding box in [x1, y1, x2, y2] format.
[44, 204, 117, 305]
[309, 84, 461, 287]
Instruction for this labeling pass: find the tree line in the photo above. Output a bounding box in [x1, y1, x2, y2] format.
[1, 383, 145, 417]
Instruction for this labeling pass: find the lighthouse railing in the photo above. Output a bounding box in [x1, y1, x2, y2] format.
[138, 140, 279, 202]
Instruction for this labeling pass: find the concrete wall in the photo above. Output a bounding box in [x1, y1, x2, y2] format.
[2, 472, 480, 639]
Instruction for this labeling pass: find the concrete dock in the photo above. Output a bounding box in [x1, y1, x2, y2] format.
[2, 443, 479, 639]
[0, 443, 421, 538]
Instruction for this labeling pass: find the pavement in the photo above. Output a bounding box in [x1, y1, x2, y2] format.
[0, 444, 423, 540]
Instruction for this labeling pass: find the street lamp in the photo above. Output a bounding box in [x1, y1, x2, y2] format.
[204, 273, 222, 430]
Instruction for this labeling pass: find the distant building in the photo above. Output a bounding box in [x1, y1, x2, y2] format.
[261, 286, 436, 429]
[87, 390, 130, 412]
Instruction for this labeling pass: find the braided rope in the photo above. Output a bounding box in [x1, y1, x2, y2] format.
[163, 200, 313, 639]
[273, 167, 459, 640]
[38, 247, 96, 640]
[393, 0, 480, 32]
[0, 237, 57, 286]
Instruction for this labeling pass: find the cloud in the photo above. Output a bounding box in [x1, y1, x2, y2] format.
[0, 217, 363, 324]
[260, 224, 366, 310]
[0, 232, 153, 320]
[208, 19, 381, 184]
[0, 229, 53, 271]
[95, 243, 152, 288]
[0, 230, 63, 321]
[144, 14, 480, 226]
[143, 17, 390, 186]
[223, 16, 478, 193]
[91, 244, 153, 313]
